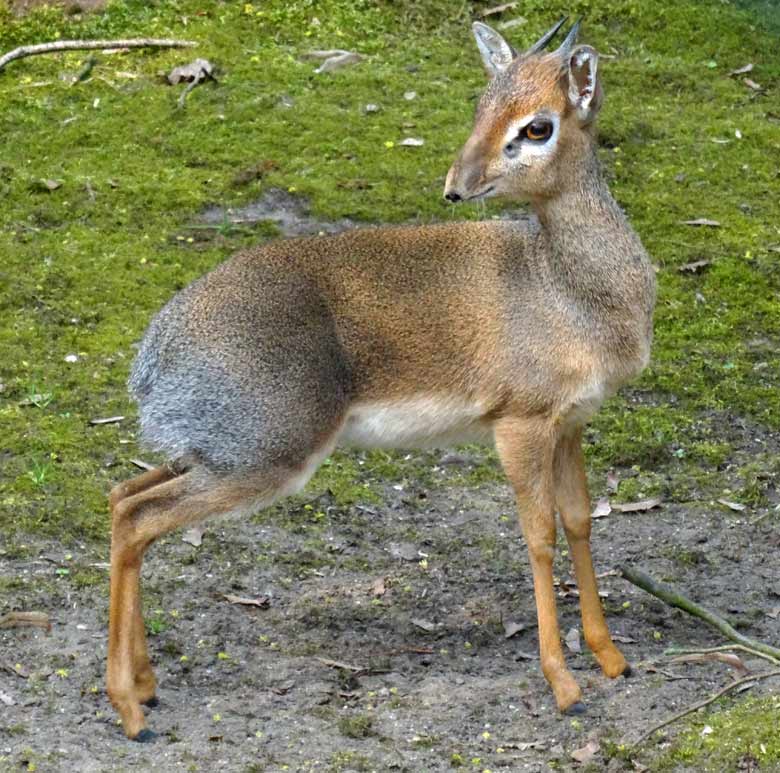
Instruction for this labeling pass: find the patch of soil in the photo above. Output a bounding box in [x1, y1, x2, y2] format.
[10, 0, 107, 15]
[201, 188, 356, 239]
[2, 458, 779, 771]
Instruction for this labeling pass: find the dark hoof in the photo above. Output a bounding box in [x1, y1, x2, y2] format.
[143, 696, 159, 708]
[133, 728, 157, 744]
[622, 664, 633, 678]
[565, 701, 587, 716]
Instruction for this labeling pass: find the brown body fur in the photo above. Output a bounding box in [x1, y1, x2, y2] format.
[107, 20, 656, 740]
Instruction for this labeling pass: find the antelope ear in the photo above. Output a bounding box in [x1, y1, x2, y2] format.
[567, 45, 602, 124]
[472, 22, 516, 77]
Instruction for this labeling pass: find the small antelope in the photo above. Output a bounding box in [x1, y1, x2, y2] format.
[107, 18, 656, 740]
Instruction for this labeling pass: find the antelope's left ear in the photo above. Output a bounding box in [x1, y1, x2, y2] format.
[566, 45, 602, 124]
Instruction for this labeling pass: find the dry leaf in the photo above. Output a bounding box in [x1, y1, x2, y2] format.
[168, 58, 215, 85]
[480, 1, 518, 16]
[33, 178, 61, 191]
[400, 137, 424, 147]
[564, 627, 581, 653]
[591, 497, 612, 519]
[768, 606, 780, 620]
[181, 527, 204, 547]
[612, 634, 637, 644]
[571, 739, 599, 765]
[612, 498, 662, 513]
[371, 577, 386, 597]
[411, 618, 436, 632]
[2, 662, 29, 678]
[503, 620, 526, 639]
[0, 611, 51, 632]
[607, 471, 619, 493]
[678, 260, 711, 273]
[303, 49, 364, 74]
[729, 63, 753, 76]
[89, 415, 125, 425]
[223, 594, 269, 608]
[389, 542, 419, 561]
[403, 90, 417, 101]
[718, 498, 746, 512]
[681, 218, 721, 227]
[743, 78, 762, 91]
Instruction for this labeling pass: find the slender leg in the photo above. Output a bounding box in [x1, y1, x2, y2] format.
[109, 467, 177, 707]
[554, 430, 628, 678]
[132, 579, 157, 706]
[106, 470, 286, 740]
[494, 417, 583, 713]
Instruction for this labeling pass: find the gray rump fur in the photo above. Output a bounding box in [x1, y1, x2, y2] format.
[129, 257, 351, 473]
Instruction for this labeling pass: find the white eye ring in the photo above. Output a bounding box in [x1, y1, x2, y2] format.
[502, 113, 560, 162]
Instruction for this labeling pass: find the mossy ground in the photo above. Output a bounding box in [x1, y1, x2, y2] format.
[1, 0, 779, 769]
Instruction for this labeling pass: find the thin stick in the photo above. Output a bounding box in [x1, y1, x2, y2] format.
[666, 644, 780, 666]
[632, 668, 780, 748]
[0, 38, 196, 73]
[618, 565, 780, 661]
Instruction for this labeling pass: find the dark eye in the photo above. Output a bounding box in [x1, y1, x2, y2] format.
[524, 120, 553, 142]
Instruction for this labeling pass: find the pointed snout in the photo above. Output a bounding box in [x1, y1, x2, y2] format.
[443, 137, 494, 203]
[443, 162, 466, 202]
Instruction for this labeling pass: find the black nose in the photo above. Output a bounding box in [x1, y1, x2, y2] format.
[444, 191, 462, 203]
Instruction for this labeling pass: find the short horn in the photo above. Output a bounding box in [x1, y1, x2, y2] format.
[554, 18, 582, 58]
[525, 16, 568, 56]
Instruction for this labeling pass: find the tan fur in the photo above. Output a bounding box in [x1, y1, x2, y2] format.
[107, 21, 656, 739]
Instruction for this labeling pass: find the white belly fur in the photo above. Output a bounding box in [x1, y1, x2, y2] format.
[341, 396, 494, 449]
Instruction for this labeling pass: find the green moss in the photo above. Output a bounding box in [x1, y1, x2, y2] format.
[650, 695, 780, 771]
[337, 713, 375, 739]
[0, 1, 778, 553]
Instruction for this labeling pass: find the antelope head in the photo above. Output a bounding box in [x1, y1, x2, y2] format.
[444, 18, 603, 203]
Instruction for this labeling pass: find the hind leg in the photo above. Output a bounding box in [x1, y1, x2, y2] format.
[106, 453, 334, 740]
[109, 467, 178, 707]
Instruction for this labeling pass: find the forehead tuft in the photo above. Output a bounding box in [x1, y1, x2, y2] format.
[479, 54, 567, 121]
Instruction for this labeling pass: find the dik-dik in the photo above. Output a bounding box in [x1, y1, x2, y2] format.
[107, 18, 656, 740]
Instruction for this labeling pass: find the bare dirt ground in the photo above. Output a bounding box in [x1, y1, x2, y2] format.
[2, 202, 779, 771]
[2, 451, 780, 772]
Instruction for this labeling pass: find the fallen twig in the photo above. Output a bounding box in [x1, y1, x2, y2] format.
[0, 611, 51, 632]
[130, 458, 155, 471]
[315, 656, 390, 676]
[666, 644, 780, 666]
[0, 38, 196, 73]
[315, 657, 363, 672]
[669, 651, 749, 676]
[632, 668, 780, 748]
[618, 565, 780, 661]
